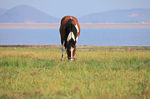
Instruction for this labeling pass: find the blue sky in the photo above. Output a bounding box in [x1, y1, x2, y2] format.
[0, 0, 150, 18]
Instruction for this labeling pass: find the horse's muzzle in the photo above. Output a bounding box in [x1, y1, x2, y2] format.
[68, 57, 75, 61]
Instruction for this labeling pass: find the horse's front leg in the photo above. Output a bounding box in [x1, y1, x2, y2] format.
[61, 41, 65, 61]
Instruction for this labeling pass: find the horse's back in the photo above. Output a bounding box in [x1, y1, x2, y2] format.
[60, 16, 80, 44]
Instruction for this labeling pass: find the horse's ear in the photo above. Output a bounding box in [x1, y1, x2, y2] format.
[67, 32, 75, 41]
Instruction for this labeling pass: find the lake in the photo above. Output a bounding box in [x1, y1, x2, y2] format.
[0, 28, 150, 46]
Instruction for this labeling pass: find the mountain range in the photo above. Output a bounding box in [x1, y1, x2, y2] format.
[79, 8, 150, 23]
[0, 5, 150, 23]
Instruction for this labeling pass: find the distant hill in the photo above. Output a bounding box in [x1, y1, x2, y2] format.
[1, 6, 150, 23]
[0, 8, 6, 16]
[79, 8, 150, 23]
[0, 5, 59, 23]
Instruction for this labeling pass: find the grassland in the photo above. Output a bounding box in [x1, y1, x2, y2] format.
[0, 46, 150, 99]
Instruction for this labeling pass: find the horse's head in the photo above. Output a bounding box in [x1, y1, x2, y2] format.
[66, 40, 76, 61]
[65, 19, 77, 61]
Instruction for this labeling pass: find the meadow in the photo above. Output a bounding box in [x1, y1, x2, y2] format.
[0, 46, 150, 99]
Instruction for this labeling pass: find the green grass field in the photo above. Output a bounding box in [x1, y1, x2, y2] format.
[0, 46, 150, 99]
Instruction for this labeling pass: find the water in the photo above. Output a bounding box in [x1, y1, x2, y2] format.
[0, 28, 150, 46]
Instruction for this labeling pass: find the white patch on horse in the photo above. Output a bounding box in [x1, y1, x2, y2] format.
[67, 32, 75, 41]
[75, 24, 79, 33]
[70, 47, 74, 60]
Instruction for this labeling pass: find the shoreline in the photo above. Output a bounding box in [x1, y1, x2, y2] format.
[0, 45, 150, 51]
[0, 23, 150, 28]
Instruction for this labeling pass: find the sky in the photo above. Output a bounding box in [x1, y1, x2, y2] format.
[0, 0, 150, 18]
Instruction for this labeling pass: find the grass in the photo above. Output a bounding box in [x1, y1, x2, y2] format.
[0, 46, 150, 99]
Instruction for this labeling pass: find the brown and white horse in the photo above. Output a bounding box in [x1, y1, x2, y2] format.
[59, 16, 80, 61]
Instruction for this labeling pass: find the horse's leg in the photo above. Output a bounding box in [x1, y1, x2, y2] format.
[61, 41, 65, 61]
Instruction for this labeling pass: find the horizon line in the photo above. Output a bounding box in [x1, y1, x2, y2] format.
[0, 23, 150, 28]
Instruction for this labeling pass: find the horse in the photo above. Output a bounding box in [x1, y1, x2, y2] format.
[59, 16, 80, 61]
